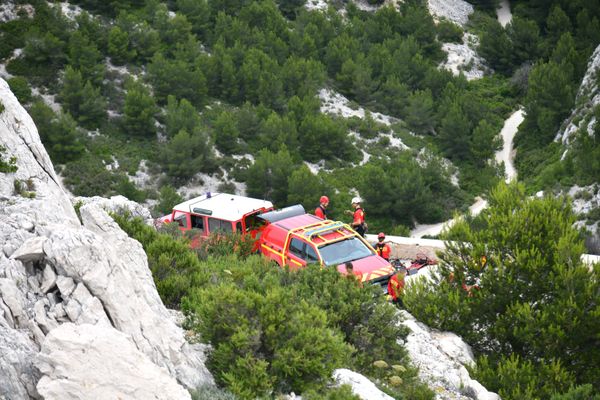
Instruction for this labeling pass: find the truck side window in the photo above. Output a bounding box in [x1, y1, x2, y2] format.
[173, 212, 188, 229]
[209, 218, 233, 233]
[190, 215, 205, 232]
[306, 245, 319, 263]
[289, 238, 305, 259]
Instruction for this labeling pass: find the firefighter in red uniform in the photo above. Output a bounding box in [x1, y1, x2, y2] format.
[374, 232, 391, 261]
[315, 195, 329, 219]
[346, 197, 366, 237]
[387, 266, 406, 305]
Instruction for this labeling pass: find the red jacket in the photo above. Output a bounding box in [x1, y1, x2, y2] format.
[387, 272, 405, 301]
[315, 205, 327, 219]
[353, 208, 365, 225]
[374, 242, 391, 260]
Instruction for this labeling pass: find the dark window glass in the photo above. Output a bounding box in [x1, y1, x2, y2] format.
[173, 211, 188, 228]
[190, 215, 205, 232]
[209, 218, 233, 233]
[306, 245, 319, 262]
[289, 238, 305, 259]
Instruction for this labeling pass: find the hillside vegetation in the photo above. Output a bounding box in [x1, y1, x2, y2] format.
[1, 0, 521, 234]
[406, 183, 600, 400]
[114, 215, 434, 399]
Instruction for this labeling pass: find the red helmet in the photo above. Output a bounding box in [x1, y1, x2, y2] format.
[320, 195, 329, 204]
[378, 232, 385, 239]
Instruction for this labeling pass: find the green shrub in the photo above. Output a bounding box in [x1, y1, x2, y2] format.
[551, 385, 600, 400]
[153, 185, 183, 217]
[7, 76, 32, 104]
[190, 385, 237, 400]
[407, 183, 599, 398]
[303, 385, 361, 399]
[473, 355, 573, 400]
[13, 178, 36, 198]
[436, 20, 463, 43]
[183, 264, 352, 398]
[0, 145, 18, 173]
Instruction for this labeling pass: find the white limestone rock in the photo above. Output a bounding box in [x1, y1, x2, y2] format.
[0, 78, 79, 227]
[556, 44, 600, 145]
[333, 369, 394, 400]
[0, 76, 214, 392]
[67, 282, 112, 326]
[440, 33, 486, 81]
[39, 204, 213, 389]
[36, 323, 192, 400]
[427, 0, 473, 27]
[55, 275, 75, 297]
[400, 311, 500, 400]
[33, 298, 58, 334]
[74, 194, 153, 221]
[11, 236, 47, 263]
[40, 264, 57, 294]
[0, 277, 27, 327]
[0, 322, 41, 399]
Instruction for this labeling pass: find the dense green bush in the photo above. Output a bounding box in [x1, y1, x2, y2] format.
[181, 260, 419, 399]
[7, 76, 32, 104]
[436, 20, 463, 43]
[0, 145, 18, 173]
[405, 182, 600, 399]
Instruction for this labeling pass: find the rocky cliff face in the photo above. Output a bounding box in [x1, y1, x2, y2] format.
[0, 78, 213, 399]
[556, 43, 600, 146]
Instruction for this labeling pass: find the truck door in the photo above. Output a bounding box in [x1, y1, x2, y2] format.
[286, 238, 320, 270]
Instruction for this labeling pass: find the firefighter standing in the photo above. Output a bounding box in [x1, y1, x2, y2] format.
[374, 232, 391, 261]
[315, 195, 329, 219]
[387, 266, 406, 305]
[346, 197, 366, 237]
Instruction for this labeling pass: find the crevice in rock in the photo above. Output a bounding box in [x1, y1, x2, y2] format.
[14, 129, 60, 189]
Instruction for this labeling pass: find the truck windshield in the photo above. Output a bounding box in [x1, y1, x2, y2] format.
[319, 237, 373, 266]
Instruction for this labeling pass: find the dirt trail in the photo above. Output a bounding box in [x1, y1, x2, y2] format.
[495, 109, 524, 182]
[410, 108, 524, 238]
[497, 0, 512, 27]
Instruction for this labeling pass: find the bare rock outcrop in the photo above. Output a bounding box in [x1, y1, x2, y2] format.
[556, 43, 600, 146]
[400, 311, 500, 400]
[36, 323, 191, 400]
[0, 77, 213, 399]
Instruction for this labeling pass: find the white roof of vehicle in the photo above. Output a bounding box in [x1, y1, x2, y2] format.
[172, 193, 274, 221]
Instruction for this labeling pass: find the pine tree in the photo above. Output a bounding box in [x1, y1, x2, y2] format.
[67, 31, 105, 86]
[404, 89, 435, 134]
[213, 111, 240, 154]
[286, 165, 324, 210]
[245, 148, 297, 206]
[164, 96, 201, 138]
[159, 128, 214, 182]
[108, 26, 135, 65]
[437, 101, 472, 161]
[524, 61, 575, 143]
[122, 79, 158, 137]
[59, 66, 85, 118]
[78, 81, 107, 129]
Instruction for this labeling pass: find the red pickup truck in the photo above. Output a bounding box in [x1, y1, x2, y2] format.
[257, 205, 395, 292]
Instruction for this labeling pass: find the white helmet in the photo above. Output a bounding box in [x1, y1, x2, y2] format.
[351, 196, 362, 204]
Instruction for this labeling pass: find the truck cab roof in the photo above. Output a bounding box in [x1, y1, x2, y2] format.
[172, 192, 273, 222]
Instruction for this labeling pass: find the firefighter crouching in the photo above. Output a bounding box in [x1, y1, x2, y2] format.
[387, 266, 406, 306]
[374, 232, 391, 261]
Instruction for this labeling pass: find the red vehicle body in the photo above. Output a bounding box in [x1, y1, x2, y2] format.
[257, 206, 395, 291]
[158, 192, 274, 241]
